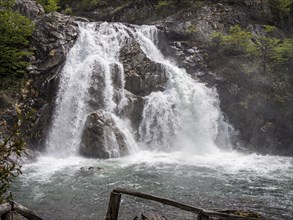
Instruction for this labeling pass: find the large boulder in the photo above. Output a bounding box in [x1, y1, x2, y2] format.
[80, 111, 129, 158]
[119, 41, 167, 96]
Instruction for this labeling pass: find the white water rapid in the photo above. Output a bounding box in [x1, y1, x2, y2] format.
[45, 22, 232, 157]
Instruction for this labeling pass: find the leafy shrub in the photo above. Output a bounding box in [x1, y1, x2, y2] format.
[63, 5, 73, 15]
[211, 25, 293, 72]
[36, 0, 59, 13]
[0, 1, 34, 90]
[58, 0, 99, 11]
[269, 0, 293, 19]
[155, 0, 176, 15]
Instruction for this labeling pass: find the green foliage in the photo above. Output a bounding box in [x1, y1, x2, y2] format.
[211, 25, 293, 72]
[269, 0, 293, 19]
[211, 25, 293, 105]
[46, 0, 60, 12]
[0, 0, 14, 8]
[0, 108, 25, 204]
[0, 3, 34, 90]
[211, 25, 255, 56]
[155, 0, 176, 15]
[58, 0, 99, 11]
[63, 5, 73, 15]
[79, 0, 99, 10]
[36, 0, 59, 13]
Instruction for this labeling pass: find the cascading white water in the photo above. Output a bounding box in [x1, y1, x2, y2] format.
[136, 26, 232, 153]
[45, 22, 232, 157]
[45, 23, 135, 157]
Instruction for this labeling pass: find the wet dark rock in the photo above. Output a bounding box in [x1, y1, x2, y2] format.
[80, 111, 129, 158]
[80, 166, 103, 172]
[78, 166, 104, 177]
[88, 62, 107, 110]
[119, 41, 167, 96]
[119, 91, 145, 132]
[134, 210, 168, 220]
[28, 103, 54, 150]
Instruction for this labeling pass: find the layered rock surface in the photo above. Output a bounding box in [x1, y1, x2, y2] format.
[80, 111, 129, 158]
[120, 41, 167, 96]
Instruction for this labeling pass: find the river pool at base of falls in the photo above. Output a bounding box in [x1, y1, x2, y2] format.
[13, 150, 292, 220]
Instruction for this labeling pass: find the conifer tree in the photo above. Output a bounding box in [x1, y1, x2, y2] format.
[0, 0, 34, 88]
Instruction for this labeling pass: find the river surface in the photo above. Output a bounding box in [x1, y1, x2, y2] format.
[13, 150, 293, 220]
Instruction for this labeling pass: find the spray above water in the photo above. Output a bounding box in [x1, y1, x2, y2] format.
[45, 22, 232, 158]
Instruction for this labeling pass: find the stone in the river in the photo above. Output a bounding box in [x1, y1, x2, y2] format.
[79, 110, 129, 159]
[80, 166, 103, 172]
[134, 210, 168, 220]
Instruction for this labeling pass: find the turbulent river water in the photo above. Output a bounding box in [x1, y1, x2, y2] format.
[13, 22, 293, 220]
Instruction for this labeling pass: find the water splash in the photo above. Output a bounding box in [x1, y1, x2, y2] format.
[45, 22, 232, 157]
[135, 26, 232, 153]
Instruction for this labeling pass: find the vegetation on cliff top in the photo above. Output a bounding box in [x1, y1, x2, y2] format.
[0, 0, 34, 93]
[211, 24, 293, 105]
[36, 0, 59, 12]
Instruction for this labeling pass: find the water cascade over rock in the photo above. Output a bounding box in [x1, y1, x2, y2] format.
[45, 22, 232, 158]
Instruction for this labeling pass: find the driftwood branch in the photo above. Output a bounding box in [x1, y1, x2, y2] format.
[0, 204, 12, 216]
[114, 188, 203, 213]
[12, 202, 44, 220]
[109, 188, 262, 220]
[105, 192, 121, 220]
[3, 211, 18, 220]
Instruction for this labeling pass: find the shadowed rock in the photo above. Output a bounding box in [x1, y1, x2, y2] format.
[134, 210, 168, 220]
[80, 110, 129, 158]
[120, 41, 167, 96]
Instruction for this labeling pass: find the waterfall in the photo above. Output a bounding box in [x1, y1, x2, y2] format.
[45, 22, 232, 157]
[136, 26, 232, 153]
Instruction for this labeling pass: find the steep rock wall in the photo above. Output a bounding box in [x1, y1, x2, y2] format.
[74, 0, 292, 155]
[11, 0, 292, 156]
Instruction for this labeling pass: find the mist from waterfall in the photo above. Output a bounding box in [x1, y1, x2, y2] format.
[45, 22, 232, 157]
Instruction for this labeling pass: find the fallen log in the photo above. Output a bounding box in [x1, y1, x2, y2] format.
[12, 202, 43, 220]
[107, 188, 264, 220]
[3, 211, 18, 220]
[0, 203, 11, 216]
[105, 192, 121, 220]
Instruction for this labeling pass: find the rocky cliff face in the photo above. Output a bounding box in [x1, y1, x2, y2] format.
[69, 0, 292, 156]
[12, 0, 292, 156]
[12, 0, 83, 150]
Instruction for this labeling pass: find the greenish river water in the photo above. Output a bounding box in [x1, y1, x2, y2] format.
[13, 150, 293, 220]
